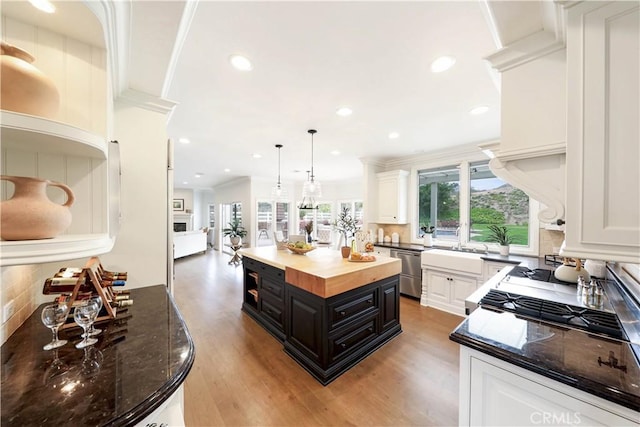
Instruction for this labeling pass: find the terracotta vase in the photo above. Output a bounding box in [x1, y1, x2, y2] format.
[1, 175, 74, 240]
[341, 246, 351, 258]
[1, 41, 60, 119]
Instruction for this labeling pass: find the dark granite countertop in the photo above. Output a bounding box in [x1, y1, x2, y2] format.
[374, 242, 544, 268]
[450, 308, 640, 412]
[374, 242, 427, 252]
[1, 285, 195, 426]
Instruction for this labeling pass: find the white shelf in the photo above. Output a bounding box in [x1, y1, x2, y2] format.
[0, 110, 107, 158]
[0, 234, 116, 267]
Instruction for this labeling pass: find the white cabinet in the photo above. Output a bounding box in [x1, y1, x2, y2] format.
[373, 246, 391, 257]
[376, 170, 409, 224]
[563, 1, 640, 263]
[422, 269, 478, 316]
[459, 347, 639, 426]
[482, 260, 513, 282]
[0, 111, 115, 266]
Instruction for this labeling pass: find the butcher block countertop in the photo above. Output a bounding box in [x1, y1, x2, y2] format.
[240, 246, 401, 298]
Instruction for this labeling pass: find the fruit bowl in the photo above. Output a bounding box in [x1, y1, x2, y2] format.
[286, 244, 315, 255]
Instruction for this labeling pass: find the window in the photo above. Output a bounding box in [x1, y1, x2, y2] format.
[417, 161, 534, 252]
[469, 162, 529, 246]
[418, 166, 460, 243]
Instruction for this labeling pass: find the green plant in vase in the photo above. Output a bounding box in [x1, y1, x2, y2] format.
[487, 224, 513, 255]
[332, 206, 358, 258]
[222, 218, 247, 245]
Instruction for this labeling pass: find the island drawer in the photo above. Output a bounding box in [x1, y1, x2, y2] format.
[329, 315, 379, 363]
[243, 258, 284, 280]
[328, 288, 378, 330]
[260, 296, 284, 331]
[261, 275, 284, 301]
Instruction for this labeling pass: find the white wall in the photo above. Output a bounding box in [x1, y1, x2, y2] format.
[100, 102, 170, 289]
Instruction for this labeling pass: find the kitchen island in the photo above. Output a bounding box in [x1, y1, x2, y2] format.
[1, 285, 195, 426]
[240, 246, 402, 385]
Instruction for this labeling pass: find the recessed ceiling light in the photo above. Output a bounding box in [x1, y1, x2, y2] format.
[182, 181, 189, 185]
[229, 54, 252, 71]
[224, 168, 231, 173]
[336, 107, 353, 117]
[29, 0, 55, 13]
[178, 138, 190, 144]
[195, 173, 203, 178]
[388, 132, 400, 139]
[252, 153, 262, 159]
[469, 105, 489, 115]
[431, 56, 456, 73]
[330, 150, 341, 156]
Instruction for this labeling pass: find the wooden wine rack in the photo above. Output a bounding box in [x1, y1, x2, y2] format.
[59, 256, 120, 329]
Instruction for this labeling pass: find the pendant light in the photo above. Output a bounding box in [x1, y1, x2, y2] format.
[271, 144, 288, 200]
[299, 129, 322, 209]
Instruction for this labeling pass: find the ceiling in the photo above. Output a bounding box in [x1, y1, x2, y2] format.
[166, 1, 501, 190]
[2, 1, 548, 190]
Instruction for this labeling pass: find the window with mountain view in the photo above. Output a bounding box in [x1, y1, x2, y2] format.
[468, 162, 529, 245]
[418, 166, 461, 243]
[417, 161, 530, 247]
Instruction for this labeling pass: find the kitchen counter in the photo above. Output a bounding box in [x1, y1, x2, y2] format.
[240, 246, 402, 385]
[450, 307, 640, 413]
[240, 246, 401, 298]
[1, 285, 195, 426]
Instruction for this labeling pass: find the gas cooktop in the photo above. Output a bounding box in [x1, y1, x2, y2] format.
[480, 289, 626, 340]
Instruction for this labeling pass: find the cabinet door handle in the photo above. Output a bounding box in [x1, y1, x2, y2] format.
[368, 327, 373, 332]
[367, 299, 373, 304]
[340, 343, 347, 349]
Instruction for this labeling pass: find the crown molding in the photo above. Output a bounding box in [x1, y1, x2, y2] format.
[485, 30, 565, 72]
[118, 89, 178, 114]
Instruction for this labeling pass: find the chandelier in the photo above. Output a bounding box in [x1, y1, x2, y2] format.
[271, 144, 288, 200]
[298, 129, 322, 209]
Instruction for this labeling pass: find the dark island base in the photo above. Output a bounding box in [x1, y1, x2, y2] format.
[284, 324, 402, 385]
[242, 257, 402, 385]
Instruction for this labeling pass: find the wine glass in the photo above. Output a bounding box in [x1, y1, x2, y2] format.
[73, 302, 98, 349]
[86, 296, 103, 337]
[41, 303, 70, 350]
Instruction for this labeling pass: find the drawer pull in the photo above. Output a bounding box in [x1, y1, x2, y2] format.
[340, 311, 346, 316]
[368, 327, 373, 332]
[341, 343, 347, 349]
[367, 299, 373, 304]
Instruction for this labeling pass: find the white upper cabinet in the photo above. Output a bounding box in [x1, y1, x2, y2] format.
[376, 170, 409, 224]
[0, 15, 115, 266]
[563, 1, 640, 263]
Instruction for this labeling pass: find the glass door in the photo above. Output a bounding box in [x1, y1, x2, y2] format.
[256, 200, 290, 247]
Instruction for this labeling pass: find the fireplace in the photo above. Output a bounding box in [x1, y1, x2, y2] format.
[173, 222, 187, 232]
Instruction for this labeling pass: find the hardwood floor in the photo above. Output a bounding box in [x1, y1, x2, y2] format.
[173, 249, 464, 426]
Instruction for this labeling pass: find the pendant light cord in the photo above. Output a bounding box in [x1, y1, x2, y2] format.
[308, 129, 317, 182]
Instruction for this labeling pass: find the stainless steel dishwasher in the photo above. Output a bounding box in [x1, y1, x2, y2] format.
[390, 249, 422, 298]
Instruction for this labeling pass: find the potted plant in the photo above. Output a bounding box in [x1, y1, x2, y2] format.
[420, 224, 435, 247]
[332, 206, 358, 258]
[222, 218, 247, 246]
[487, 224, 513, 256]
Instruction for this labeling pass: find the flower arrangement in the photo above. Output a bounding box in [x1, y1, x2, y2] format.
[304, 220, 314, 235]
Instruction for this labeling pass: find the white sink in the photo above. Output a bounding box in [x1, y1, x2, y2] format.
[420, 249, 483, 275]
